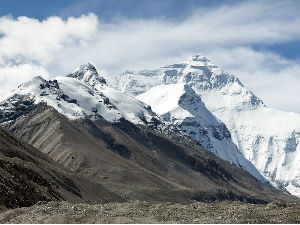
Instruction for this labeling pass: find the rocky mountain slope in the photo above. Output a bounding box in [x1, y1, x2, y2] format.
[4, 103, 291, 204]
[113, 55, 300, 196]
[0, 64, 294, 203]
[0, 126, 122, 210]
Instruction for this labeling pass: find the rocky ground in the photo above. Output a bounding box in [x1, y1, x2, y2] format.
[0, 200, 299, 224]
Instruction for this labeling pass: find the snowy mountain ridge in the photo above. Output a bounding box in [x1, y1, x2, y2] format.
[114, 54, 300, 196]
[0, 63, 196, 148]
[0, 65, 161, 128]
[137, 83, 265, 182]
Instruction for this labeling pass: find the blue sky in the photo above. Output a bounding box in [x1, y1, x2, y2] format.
[0, 0, 299, 112]
[0, 0, 239, 21]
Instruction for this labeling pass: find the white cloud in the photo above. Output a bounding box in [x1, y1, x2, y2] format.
[0, 13, 98, 65]
[0, 0, 299, 112]
[0, 63, 49, 96]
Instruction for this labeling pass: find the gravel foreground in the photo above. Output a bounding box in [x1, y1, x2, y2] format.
[0, 200, 299, 224]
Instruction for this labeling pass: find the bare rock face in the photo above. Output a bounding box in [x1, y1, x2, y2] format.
[0, 126, 123, 210]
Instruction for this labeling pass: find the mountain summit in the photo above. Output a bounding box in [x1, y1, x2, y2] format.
[67, 63, 107, 88]
[114, 55, 300, 196]
[114, 55, 264, 110]
[184, 54, 212, 63]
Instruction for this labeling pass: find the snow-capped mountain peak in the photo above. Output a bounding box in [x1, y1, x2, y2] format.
[0, 61, 158, 125]
[67, 63, 107, 89]
[114, 55, 264, 111]
[183, 54, 215, 66]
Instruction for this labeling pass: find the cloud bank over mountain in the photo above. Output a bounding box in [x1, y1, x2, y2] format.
[0, 0, 299, 112]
